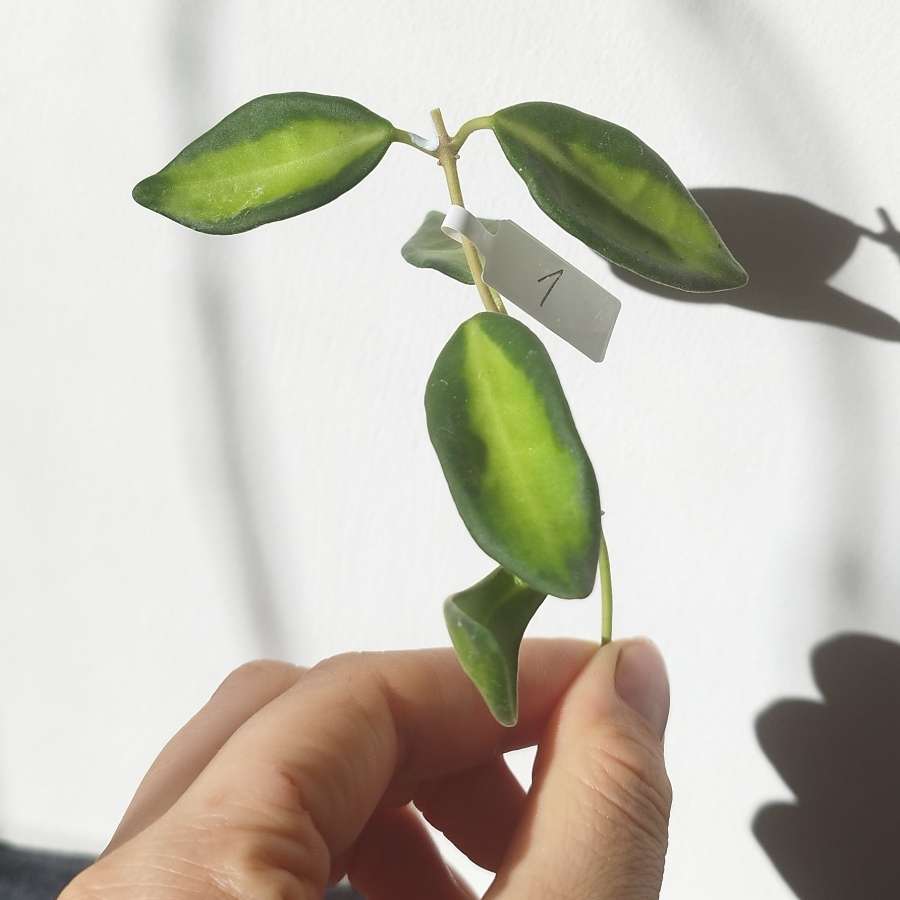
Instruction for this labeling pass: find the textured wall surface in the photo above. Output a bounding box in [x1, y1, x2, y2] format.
[2, 1, 899, 896]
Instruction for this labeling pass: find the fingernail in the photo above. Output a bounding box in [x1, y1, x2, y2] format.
[615, 639, 670, 740]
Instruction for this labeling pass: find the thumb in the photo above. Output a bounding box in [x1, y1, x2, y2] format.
[489, 640, 671, 900]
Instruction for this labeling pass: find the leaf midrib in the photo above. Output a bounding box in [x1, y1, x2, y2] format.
[166, 128, 384, 191]
[498, 116, 682, 255]
[466, 327, 569, 582]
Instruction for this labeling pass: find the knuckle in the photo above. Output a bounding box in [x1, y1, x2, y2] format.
[574, 718, 672, 846]
[306, 651, 386, 698]
[309, 650, 372, 678]
[108, 817, 328, 900]
[197, 813, 329, 900]
[214, 659, 299, 699]
[231, 870, 318, 900]
[206, 839, 324, 900]
[304, 651, 403, 775]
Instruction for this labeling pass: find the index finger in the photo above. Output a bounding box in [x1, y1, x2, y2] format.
[177, 638, 598, 869]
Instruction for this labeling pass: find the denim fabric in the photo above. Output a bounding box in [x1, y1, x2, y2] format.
[0, 841, 364, 899]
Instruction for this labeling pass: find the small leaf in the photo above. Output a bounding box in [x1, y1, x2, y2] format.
[133, 92, 394, 234]
[426, 312, 601, 599]
[492, 101, 748, 292]
[401, 210, 501, 285]
[444, 567, 545, 726]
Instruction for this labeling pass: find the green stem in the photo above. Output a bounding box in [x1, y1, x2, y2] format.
[450, 115, 494, 152]
[599, 528, 613, 645]
[430, 108, 506, 315]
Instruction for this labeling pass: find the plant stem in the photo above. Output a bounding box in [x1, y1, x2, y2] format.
[450, 115, 494, 152]
[430, 108, 506, 315]
[599, 528, 613, 645]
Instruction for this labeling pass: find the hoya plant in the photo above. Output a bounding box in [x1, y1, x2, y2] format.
[134, 93, 747, 726]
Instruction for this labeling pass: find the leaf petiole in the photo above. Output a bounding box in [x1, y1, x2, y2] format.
[450, 115, 494, 153]
[392, 127, 440, 157]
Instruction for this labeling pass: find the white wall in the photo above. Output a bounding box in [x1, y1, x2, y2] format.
[2, 1, 899, 896]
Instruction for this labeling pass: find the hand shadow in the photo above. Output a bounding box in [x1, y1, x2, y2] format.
[754, 633, 900, 898]
[608, 189, 900, 342]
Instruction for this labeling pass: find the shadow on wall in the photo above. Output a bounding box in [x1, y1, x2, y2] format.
[609, 189, 900, 342]
[754, 633, 900, 898]
[167, 1, 287, 658]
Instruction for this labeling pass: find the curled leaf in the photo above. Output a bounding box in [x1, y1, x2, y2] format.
[444, 567, 545, 726]
[401, 210, 501, 285]
[133, 92, 394, 234]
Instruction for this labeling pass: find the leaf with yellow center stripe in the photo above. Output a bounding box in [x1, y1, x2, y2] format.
[491, 101, 748, 292]
[444, 566, 545, 726]
[133, 92, 394, 234]
[426, 312, 601, 599]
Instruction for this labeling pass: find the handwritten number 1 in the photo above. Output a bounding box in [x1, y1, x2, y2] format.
[538, 269, 564, 306]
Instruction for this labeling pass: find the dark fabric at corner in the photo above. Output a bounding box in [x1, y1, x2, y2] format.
[0, 840, 364, 899]
[0, 843, 89, 900]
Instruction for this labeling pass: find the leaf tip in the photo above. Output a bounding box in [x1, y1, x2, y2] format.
[707, 254, 749, 293]
[132, 174, 161, 212]
[442, 595, 519, 727]
[551, 567, 597, 600]
[730, 260, 750, 290]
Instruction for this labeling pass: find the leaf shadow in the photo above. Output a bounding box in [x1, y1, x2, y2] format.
[608, 188, 900, 342]
[754, 633, 900, 897]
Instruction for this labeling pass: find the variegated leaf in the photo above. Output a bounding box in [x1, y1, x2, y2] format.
[492, 101, 748, 292]
[133, 92, 394, 234]
[426, 312, 601, 599]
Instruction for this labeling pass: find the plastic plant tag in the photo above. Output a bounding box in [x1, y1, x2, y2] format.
[441, 206, 621, 362]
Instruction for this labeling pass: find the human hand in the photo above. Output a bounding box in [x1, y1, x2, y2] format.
[61, 638, 671, 899]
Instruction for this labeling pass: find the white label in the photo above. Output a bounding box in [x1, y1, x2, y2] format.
[442, 206, 621, 362]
